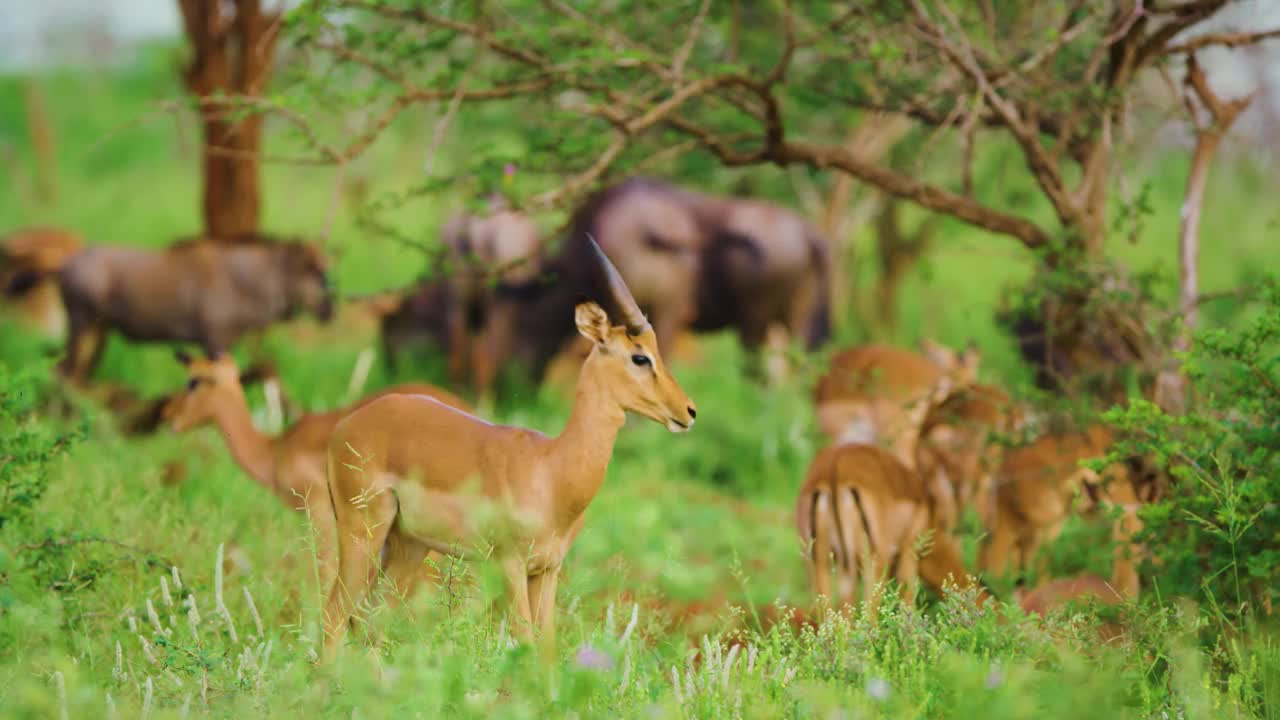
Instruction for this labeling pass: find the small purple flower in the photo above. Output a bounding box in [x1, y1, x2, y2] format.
[504, 163, 517, 177]
[574, 644, 615, 671]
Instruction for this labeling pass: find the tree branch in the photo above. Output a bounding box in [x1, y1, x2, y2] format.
[910, 0, 1079, 231]
[672, 0, 713, 84]
[661, 112, 1050, 247]
[1166, 26, 1280, 54]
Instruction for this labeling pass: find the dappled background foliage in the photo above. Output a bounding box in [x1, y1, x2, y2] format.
[2, 0, 1280, 717]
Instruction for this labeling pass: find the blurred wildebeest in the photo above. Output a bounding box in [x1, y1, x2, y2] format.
[439, 200, 543, 391]
[375, 277, 454, 375]
[572, 178, 830, 355]
[472, 177, 831, 395]
[1, 227, 85, 339]
[56, 234, 334, 382]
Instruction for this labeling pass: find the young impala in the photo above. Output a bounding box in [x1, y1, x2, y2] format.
[915, 382, 1023, 532]
[981, 424, 1145, 598]
[796, 443, 991, 620]
[812, 340, 980, 469]
[163, 352, 470, 598]
[320, 239, 696, 661]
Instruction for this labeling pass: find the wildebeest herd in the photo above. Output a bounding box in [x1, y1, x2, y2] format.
[1, 175, 1149, 660]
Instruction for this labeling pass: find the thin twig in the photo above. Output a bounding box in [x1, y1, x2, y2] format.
[672, 0, 713, 84]
[422, 64, 476, 178]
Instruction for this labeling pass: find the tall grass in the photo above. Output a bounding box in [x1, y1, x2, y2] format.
[2, 49, 1279, 718]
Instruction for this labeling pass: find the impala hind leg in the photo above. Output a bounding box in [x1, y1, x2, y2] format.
[863, 551, 890, 624]
[809, 490, 836, 604]
[979, 506, 1019, 579]
[321, 485, 396, 662]
[381, 529, 430, 607]
[1026, 520, 1061, 582]
[834, 487, 865, 608]
[340, 529, 432, 652]
[895, 508, 930, 608]
[853, 494, 888, 622]
[303, 490, 339, 607]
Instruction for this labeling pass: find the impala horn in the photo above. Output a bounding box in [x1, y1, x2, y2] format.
[585, 234, 650, 336]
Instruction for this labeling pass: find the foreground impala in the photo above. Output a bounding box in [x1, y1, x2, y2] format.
[796, 443, 991, 619]
[321, 239, 696, 661]
[164, 352, 470, 598]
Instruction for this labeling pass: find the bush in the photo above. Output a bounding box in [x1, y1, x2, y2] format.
[0, 360, 81, 530]
[1102, 278, 1280, 619]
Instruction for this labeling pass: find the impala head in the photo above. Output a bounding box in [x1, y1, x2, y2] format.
[576, 237, 696, 432]
[164, 351, 268, 432]
[921, 338, 981, 385]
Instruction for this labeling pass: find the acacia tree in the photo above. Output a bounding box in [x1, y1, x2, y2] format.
[179, 0, 282, 238]
[270, 0, 1277, 391]
[275, 3, 1274, 230]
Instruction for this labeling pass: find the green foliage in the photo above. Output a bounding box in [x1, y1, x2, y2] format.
[0, 361, 80, 530]
[4, 32, 1280, 720]
[995, 244, 1174, 409]
[1102, 279, 1280, 619]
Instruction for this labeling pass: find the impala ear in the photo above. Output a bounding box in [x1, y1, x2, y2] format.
[575, 301, 611, 346]
[959, 341, 982, 379]
[920, 338, 953, 368]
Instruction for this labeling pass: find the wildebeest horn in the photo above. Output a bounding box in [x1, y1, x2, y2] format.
[585, 234, 649, 335]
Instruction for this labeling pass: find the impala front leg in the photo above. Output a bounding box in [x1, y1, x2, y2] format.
[527, 565, 562, 659]
[305, 491, 339, 606]
[502, 556, 535, 643]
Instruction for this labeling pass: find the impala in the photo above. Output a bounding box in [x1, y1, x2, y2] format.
[1, 226, 84, 339]
[163, 352, 470, 598]
[812, 341, 980, 468]
[1015, 573, 1127, 642]
[980, 424, 1144, 598]
[795, 443, 991, 620]
[916, 382, 1023, 532]
[320, 239, 696, 661]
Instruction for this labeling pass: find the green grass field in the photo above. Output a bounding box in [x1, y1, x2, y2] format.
[2, 50, 1279, 718]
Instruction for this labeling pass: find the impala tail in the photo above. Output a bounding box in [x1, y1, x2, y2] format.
[796, 475, 868, 605]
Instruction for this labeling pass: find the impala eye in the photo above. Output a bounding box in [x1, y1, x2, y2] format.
[186, 378, 201, 391]
[631, 354, 651, 367]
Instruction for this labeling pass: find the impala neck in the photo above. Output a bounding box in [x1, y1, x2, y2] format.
[551, 351, 626, 522]
[210, 393, 277, 492]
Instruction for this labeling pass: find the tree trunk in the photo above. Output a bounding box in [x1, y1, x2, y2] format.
[23, 79, 57, 205]
[179, 0, 280, 239]
[815, 114, 910, 333]
[873, 199, 936, 334]
[1154, 55, 1253, 414]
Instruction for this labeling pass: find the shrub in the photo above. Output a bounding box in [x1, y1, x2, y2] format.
[1102, 278, 1280, 619]
[0, 360, 81, 530]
